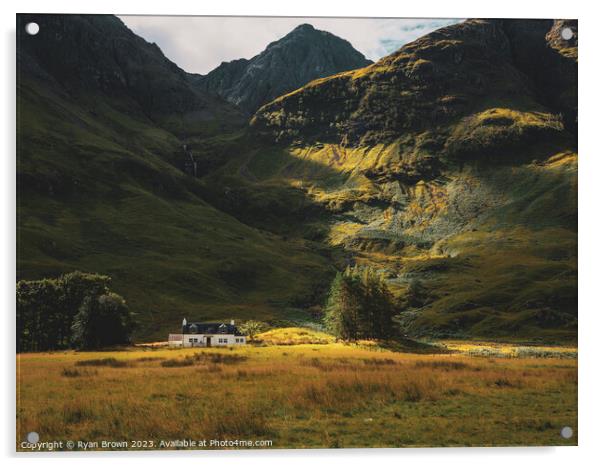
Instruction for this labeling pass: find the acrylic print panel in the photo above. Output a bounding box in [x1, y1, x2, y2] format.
[16, 13, 577, 451]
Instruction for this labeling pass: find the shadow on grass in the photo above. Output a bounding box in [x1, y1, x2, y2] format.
[362, 337, 452, 355]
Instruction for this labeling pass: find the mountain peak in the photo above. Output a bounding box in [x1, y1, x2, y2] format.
[193, 24, 372, 113]
[252, 19, 577, 148]
[291, 23, 316, 33]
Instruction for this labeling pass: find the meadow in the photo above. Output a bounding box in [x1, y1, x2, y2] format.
[16, 329, 577, 450]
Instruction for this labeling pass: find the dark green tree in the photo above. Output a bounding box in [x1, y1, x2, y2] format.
[16, 271, 128, 352]
[323, 271, 363, 340]
[324, 267, 397, 341]
[17, 278, 62, 351]
[71, 292, 135, 349]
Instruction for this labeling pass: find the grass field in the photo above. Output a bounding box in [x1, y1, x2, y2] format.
[17, 330, 577, 450]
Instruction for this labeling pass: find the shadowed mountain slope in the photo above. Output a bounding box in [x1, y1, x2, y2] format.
[17, 14, 334, 340]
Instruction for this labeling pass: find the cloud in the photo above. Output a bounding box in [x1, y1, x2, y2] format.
[118, 15, 462, 75]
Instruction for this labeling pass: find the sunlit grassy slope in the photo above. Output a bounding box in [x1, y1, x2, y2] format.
[241, 19, 577, 341]
[199, 137, 577, 341]
[17, 77, 334, 341]
[17, 341, 577, 449]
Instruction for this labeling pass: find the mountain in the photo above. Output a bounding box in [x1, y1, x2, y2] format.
[191, 23, 372, 113]
[18, 14, 246, 139]
[241, 19, 578, 340]
[17, 14, 334, 340]
[17, 15, 578, 342]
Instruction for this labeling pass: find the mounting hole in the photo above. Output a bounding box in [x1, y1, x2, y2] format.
[26, 431, 40, 443]
[560, 426, 573, 439]
[561, 27, 574, 41]
[25, 22, 39, 36]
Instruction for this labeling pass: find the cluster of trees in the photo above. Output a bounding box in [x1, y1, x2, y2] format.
[323, 267, 397, 341]
[17, 271, 135, 352]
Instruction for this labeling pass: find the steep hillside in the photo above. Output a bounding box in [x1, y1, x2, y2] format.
[243, 19, 578, 341]
[17, 14, 335, 340]
[16, 15, 578, 342]
[191, 24, 372, 113]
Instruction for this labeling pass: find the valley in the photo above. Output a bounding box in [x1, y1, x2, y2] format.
[17, 15, 577, 342]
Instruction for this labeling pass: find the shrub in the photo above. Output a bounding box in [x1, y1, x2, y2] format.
[75, 358, 130, 368]
[161, 358, 195, 368]
[491, 377, 524, 388]
[61, 367, 97, 377]
[238, 321, 268, 341]
[414, 360, 469, 370]
[63, 402, 95, 424]
[160, 353, 247, 368]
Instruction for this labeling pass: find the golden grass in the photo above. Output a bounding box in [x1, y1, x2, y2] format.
[256, 327, 335, 345]
[439, 340, 577, 358]
[17, 339, 577, 450]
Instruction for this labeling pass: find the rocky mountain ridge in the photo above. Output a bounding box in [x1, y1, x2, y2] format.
[192, 23, 372, 113]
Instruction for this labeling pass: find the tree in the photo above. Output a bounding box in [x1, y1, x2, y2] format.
[323, 271, 363, 341]
[17, 271, 129, 352]
[71, 292, 135, 349]
[17, 278, 62, 351]
[57, 271, 111, 347]
[239, 320, 268, 341]
[323, 267, 397, 341]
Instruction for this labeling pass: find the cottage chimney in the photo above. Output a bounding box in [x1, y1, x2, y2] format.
[230, 319, 235, 326]
[182, 318, 187, 333]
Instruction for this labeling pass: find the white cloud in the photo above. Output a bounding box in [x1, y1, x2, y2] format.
[118, 15, 462, 75]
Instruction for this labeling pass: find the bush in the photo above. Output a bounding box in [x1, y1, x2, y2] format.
[161, 358, 195, 368]
[238, 321, 268, 341]
[75, 358, 130, 368]
[61, 367, 97, 377]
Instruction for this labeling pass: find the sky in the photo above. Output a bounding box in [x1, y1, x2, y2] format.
[118, 16, 462, 75]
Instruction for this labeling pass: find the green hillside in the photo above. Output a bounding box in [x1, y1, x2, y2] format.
[17, 15, 335, 340]
[17, 16, 577, 342]
[245, 19, 578, 341]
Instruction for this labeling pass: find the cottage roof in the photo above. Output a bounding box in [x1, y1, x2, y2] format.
[183, 322, 243, 336]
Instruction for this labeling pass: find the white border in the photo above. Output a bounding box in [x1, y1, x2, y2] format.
[2, 1, 600, 465]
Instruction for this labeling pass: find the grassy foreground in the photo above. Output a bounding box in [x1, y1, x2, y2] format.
[17, 332, 577, 450]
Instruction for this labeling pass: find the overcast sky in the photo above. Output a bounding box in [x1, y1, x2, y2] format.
[118, 16, 462, 75]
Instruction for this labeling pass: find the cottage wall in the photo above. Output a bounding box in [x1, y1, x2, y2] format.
[168, 334, 246, 347]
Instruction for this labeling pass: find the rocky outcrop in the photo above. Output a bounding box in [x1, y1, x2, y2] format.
[251, 19, 576, 155]
[191, 23, 372, 113]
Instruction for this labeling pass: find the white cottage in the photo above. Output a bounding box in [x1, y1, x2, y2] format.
[168, 318, 246, 347]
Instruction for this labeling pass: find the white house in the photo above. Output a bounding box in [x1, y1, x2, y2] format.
[168, 319, 246, 347]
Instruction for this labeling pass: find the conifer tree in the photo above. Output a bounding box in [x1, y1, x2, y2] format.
[324, 267, 397, 340]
